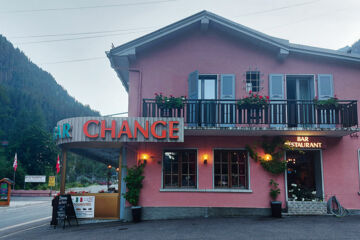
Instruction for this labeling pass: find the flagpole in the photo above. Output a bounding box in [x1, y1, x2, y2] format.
[13, 170, 15, 190]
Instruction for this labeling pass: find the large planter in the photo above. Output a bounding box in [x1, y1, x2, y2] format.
[131, 206, 142, 223]
[270, 201, 282, 218]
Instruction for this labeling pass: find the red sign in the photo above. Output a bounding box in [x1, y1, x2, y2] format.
[83, 120, 180, 140]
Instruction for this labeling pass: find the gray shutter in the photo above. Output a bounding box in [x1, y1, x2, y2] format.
[269, 74, 284, 100]
[318, 74, 335, 128]
[188, 70, 199, 99]
[220, 74, 235, 99]
[318, 74, 333, 100]
[269, 74, 285, 127]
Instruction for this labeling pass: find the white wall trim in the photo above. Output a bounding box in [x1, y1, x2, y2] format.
[160, 189, 252, 193]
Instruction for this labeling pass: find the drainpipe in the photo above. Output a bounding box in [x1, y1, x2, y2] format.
[129, 69, 142, 117]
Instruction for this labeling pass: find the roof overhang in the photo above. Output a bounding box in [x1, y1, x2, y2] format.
[106, 10, 360, 92]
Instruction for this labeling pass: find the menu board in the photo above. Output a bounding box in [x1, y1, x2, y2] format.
[71, 196, 95, 218]
[57, 195, 67, 222]
[0, 183, 8, 200]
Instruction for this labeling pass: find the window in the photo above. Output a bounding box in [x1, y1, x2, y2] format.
[214, 150, 248, 189]
[246, 71, 260, 92]
[163, 150, 197, 188]
[198, 75, 217, 99]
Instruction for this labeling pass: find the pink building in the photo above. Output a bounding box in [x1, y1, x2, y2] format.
[106, 11, 360, 220]
[57, 11, 360, 221]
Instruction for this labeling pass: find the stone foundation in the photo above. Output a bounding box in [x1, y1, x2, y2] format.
[287, 201, 327, 215]
[123, 207, 271, 221]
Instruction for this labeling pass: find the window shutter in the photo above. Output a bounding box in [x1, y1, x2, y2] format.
[317, 74, 333, 100]
[269, 74, 284, 100]
[188, 70, 199, 99]
[220, 74, 235, 99]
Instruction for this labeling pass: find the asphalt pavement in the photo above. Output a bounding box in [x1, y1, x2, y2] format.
[0, 197, 52, 238]
[1, 214, 360, 240]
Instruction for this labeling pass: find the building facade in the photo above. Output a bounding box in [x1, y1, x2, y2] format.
[57, 11, 360, 221]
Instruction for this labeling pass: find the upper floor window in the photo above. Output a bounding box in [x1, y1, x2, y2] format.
[163, 149, 197, 188]
[246, 71, 260, 92]
[214, 150, 248, 189]
[198, 75, 217, 99]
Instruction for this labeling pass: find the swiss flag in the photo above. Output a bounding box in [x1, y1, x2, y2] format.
[56, 155, 60, 174]
[13, 153, 17, 172]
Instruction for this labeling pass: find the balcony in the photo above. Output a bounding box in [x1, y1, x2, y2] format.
[143, 99, 359, 137]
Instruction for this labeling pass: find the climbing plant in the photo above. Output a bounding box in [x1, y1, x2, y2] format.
[245, 136, 296, 175]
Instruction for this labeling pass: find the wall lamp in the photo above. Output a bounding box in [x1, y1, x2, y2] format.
[141, 153, 149, 164]
[203, 154, 208, 165]
[264, 154, 272, 161]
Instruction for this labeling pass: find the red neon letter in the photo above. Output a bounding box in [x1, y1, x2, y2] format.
[117, 120, 133, 139]
[83, 120, 99, 138]
[151, 121, 167, 139]
[134, 120, 149, 139]
[169, 121, 179, 139]
[101, 120, 116, 139]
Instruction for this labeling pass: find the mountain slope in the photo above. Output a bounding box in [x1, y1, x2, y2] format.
[0, 35, 100, 138]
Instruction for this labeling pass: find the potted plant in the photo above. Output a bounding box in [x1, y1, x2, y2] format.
[313, 95, 339, 110]
[237, 91, 269, 122]
[123, 161, 146, 222]
[269, 179, 282, 218]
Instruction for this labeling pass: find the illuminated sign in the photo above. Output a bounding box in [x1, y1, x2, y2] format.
[285, 137, 323, 149]
[55, 117, 184, 144]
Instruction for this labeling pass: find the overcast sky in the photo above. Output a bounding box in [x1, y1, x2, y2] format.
[0, 0, 359, 116]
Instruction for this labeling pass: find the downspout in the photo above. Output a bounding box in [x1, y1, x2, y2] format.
[129, 68, 142, 117]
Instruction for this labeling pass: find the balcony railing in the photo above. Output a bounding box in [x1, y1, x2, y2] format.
[143, 99, 358, 128]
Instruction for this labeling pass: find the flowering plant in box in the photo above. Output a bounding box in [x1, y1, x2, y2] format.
[155, 93, 186, 109]
[313, 95, 339, 109]
[237, 91, 269, 108]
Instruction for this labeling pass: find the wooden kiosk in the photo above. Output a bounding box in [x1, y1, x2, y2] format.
[0, 178, 14, 206]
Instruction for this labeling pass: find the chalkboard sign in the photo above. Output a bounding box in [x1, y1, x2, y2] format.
[51, 194, 78, 229]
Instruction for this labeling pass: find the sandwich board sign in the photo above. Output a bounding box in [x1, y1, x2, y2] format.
[71, 196, 95, 218]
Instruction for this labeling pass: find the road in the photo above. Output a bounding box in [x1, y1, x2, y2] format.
[0, 197, 52, 239]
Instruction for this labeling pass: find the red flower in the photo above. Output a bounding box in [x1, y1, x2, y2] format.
[259, 95, 263, 99]
[249, 90, 252, 94]
[155, 93, 158, 96]
[266, 96, 269, 100]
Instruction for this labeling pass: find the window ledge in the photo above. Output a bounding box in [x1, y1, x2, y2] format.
[160, 188, 252, 193]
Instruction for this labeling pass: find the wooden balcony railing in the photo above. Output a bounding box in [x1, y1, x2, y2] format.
[143, 99, 358, 128]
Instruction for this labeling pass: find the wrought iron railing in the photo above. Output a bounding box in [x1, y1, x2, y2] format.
[143, 99, 358, 128]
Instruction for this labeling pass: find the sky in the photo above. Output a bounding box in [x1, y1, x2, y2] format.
[0, 0, 359, 116]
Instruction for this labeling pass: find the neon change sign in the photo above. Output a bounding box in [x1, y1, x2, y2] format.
[83, 119, 180, 140]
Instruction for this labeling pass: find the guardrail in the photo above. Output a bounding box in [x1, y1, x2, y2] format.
[143, 99, 358, 128]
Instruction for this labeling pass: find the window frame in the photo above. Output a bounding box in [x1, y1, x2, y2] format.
[246, 70, 261, 92]
[212, 149, 250, 189]
[162, 149, 198, 189]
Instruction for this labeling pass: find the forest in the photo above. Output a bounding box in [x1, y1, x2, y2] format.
[0, 35, 107, 189]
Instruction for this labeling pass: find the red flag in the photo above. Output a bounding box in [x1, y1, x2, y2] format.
[56, 155, 60, 174]
[13, 153, 18, 171]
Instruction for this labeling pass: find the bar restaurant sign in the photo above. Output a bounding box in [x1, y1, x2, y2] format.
[54, 117, 184, 144]
[285, 136, 325, 149]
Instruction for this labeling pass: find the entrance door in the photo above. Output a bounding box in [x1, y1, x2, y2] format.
[286, 75, 315, 127]
[286, 150, 323, 201]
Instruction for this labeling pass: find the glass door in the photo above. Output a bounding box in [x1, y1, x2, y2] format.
[198, 75, 217, 126]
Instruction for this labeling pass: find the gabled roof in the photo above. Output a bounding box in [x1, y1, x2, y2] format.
[106, 10, 360, 92]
